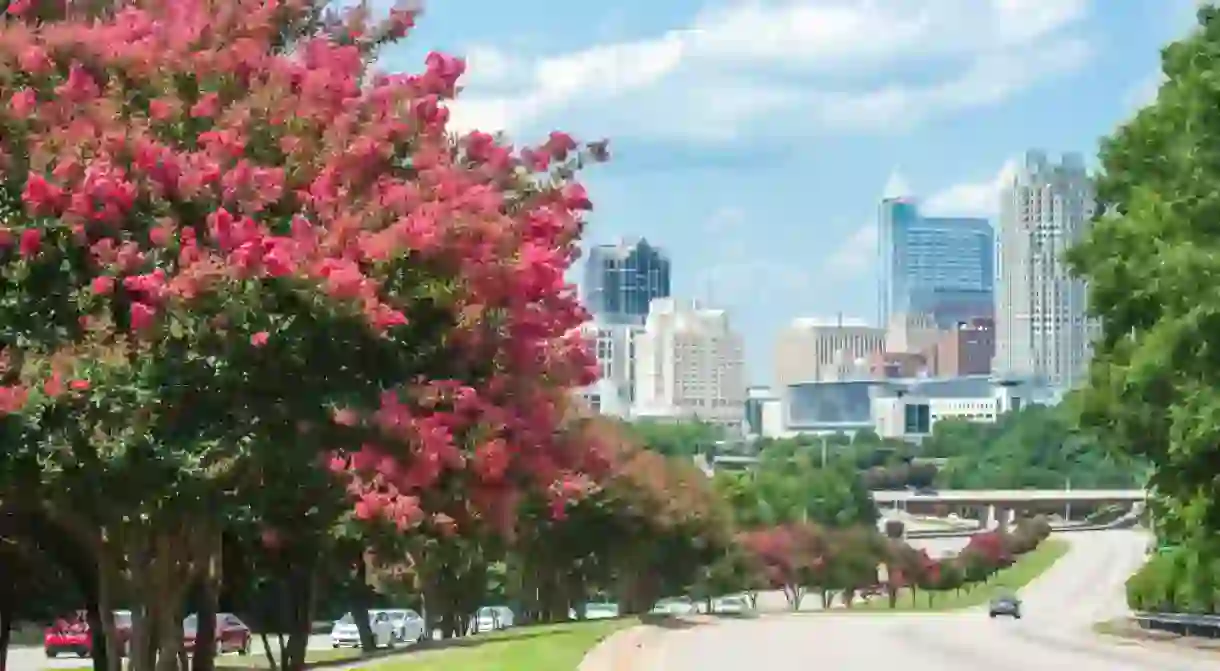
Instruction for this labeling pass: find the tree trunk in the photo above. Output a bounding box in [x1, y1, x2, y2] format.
[191, 538, 221, 671]
[280, 559, 317, 671]
[96, 546, 126, 671]
[349, 558, 375, 652]
[0, 593, 13, 671]
[84, 585, 108, 671]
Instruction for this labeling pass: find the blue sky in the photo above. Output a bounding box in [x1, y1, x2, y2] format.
[378, 0, 1201, 385]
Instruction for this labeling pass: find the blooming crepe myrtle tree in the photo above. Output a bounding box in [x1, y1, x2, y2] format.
[0, 1, 606, 669]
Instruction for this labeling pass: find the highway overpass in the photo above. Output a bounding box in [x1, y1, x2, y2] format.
[872, 489, 1146, 528]
[872, 489, 1147, 505]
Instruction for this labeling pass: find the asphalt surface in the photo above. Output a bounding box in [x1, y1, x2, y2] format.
[8, 634, 337, 671]
[650, 530, 1219, 670]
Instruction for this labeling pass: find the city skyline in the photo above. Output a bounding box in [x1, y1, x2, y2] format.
[389, 0, 1202, 383]
[876, 194, 994, 329]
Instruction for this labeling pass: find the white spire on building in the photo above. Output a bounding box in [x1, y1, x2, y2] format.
[883, 168, 914, 200]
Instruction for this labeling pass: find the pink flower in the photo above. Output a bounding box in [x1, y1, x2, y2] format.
[18, 229, 41, 258]
[250, 331, 269, 347]
[91, 276, 115, 295]
[42, 374, 64, 398]
[9, 90, 36, 119]
[129, 302, 155, 332]
[5, 0, 32, 15]
[190, 92, 220, 118]
[22, 173, 62, 215]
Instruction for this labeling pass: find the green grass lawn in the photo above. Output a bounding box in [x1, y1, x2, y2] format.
[215, 646, 360, 668]
[854, 538, 1070, 612]
[38, 620, 635, 671]
[363, 619, 635, 671]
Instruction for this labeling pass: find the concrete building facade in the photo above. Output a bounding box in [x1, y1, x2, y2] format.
[632, 298, 746, 427]
[994, 150, 1097, 388]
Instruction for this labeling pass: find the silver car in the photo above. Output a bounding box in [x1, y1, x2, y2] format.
[472, 606, 514, 632]
[650, 597, 699, 615]
[711, 594, 751, 614]
[382, 609, 425, 643]
[570, 602, 620, 620]
[988, 595, 1022, 619]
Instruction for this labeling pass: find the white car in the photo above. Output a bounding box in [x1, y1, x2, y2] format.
[570, 602, 620, 620]
[650, 597, 699, 615]
[330, 611, 396, 649]
[711, 595, 751, 614]
[382, 609, 425, 643]
[472, 606, 514, 632]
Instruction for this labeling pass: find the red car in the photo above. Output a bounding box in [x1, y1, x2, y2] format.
[183, 613, 252, 655]
[44, 610, 133, 658]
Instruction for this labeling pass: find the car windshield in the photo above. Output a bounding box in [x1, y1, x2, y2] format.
[587, 603, 616, 611]
[337, 613, 355, 625]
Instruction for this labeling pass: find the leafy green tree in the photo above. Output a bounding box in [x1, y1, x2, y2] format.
[626, 420, 726, 457]
[932, 406, 1143, 490]
[714, 454, 877, 529]
[1065, 3, 1220, 530]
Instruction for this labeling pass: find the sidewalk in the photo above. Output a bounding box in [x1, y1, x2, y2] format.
[578, 616, 714, 671]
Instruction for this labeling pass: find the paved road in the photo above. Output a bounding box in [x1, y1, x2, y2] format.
[649, 531, 1219, 670]
[8, 634, 336, 671]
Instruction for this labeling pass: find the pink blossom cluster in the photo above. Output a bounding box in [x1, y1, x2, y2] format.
[0, 0, 605, 532]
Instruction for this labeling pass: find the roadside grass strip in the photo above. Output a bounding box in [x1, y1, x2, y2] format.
[854, 538, 1070, 612]
[363, 619, 635, 671]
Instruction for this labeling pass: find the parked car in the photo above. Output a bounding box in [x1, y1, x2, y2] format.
[330, 611, 396, 649]
[650, 597, 699, 616]
[988, 594, 1022, 619]
[45, 610, 133, 659]
[44, 616, 90, 658]
[183, 613, 252, 655]
[569, 602, 620, 620]
[381, 609, 425, 643]
[711, 595, 751, 614]
[472, 606, 514, 632]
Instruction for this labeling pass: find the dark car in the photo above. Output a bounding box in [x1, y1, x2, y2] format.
[988, 595, 1022, 619]
[183, 613, 252, 655]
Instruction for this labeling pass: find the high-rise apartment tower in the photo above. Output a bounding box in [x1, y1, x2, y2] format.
[994, 150, 1096, 388]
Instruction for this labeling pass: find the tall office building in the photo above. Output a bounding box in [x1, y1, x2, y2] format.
[877, 194, 994, 328]
[582, 238, 671, 325]
[773, 317, 886, 387]
[994, 150, 1096, 388]
[573, 321, 640, 417]
[632, 298, 746, 427]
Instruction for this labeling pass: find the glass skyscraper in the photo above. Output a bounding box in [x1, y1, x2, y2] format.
[582, 238, 671, 325]
[878, 197, 994, 329]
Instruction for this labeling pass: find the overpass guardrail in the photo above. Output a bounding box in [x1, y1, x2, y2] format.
[904, 520, 1134, 540]
[1133, 612, 1220, 638]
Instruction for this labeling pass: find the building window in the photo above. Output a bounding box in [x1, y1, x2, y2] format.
[904, 403, 931, 434]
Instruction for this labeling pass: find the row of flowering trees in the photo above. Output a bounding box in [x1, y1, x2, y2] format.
[0, 2, 734, 671]
[729, 517, 1053, 611]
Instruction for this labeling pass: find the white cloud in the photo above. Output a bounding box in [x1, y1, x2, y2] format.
[924, 159, 1018, 218]
[827, 222, 878, 277]
[447, 0, 1094, 140]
